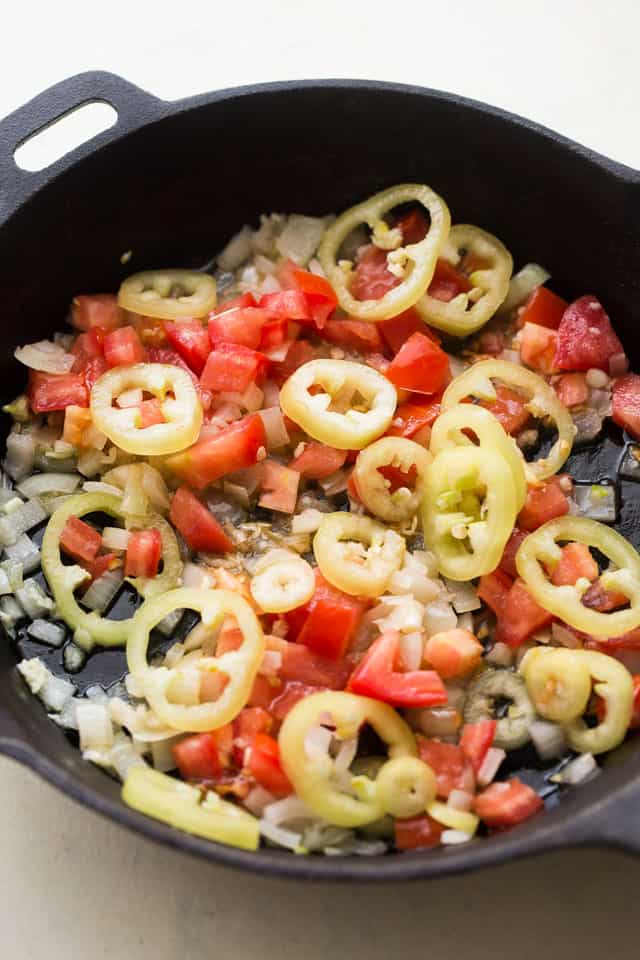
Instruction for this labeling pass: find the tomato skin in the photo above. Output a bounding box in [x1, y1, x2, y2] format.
[169, 486, 233, 553]
[268, 681, 323, 721]
[395, 209, 429, 244]
[258, 460, 300, 513]
[247, 733, 293, 796]
[279, 261, 337, 328]
[124, 528, 162, 578]
[137, 398, 165, 428]
[499, 528, 528, 579]
[520, 322, 559, 374]
[518, 286, 568, 329]
[555, 372, 589, 408]
[288, 571, 366, 661]
[259, 290, 311, 323]
[320, 317, 384, 353]
[378, 308, 428, 354]
[72, 328, 105, 365]
[83, 552, 117, 582]
[417, 737, 475, 798]
[164, 320, 210, 375]
[479, 385, 530, 435]
[394, 814, 443, 851]
[103, 326, 146, 368]
[166, 414, 266, 489]
[351, 245, 399, 302]
[612, 374, 640, 440]
[347, 630, 448, 708]
[71, 294, 124, 332]
[289, 442, 347, 480]
[474, 778, 543, 828]
[208, 305, 267, 350]
[387, 397, 442, 439]
[274, 636, 353, 689]
[259, 317, 288, 351]
[518, 479, 570, 531]
[173, 730, 233, 781]
[550, 542, 598, 587]
[460, 720, 497, 774]
[477, 569, 513, 620]
[427, 258, 473, 302]
[200, 341, 268, 393]
[270, 340, 318, 387]
[386, 332, 450, 395]
[496, 578, 553, 648]
[29, 371, 89, 413]
[60, 516, 102, 565]
[554, 295, 625, 372]
[232, 707, 273, 765]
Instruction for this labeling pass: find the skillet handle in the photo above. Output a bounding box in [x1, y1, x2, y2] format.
[0, 71, 166, 221]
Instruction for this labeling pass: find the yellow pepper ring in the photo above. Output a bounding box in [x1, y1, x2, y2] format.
[91, 363, 203, 456]
[374, 756, 437, 819]
[313, 512, 405, 597]
[442, 359, 576, 482]
[118, 269, 217, 319]
[353, 436, 432, 523]
[127, 587, 265, 732]
[41, 492, 182, 651]
[429, 403, 527, 511]
[278, 690, 418, 827]
[516, 516, 640, 637]
[280, 358, 397, 450]
[422, 445, 518, 581]
[249, 554, 315, 613]
[416, 224, 513, 337]
[318, 183, 451, 321]
[563, 651, 634, 755]
[519, 647, 592, 722]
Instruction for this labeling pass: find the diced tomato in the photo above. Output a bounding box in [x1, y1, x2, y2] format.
[164, 320, 210, 375]
[62, 405, 92, 445]
[71, 294, 124, 332]
[258, 460, 300, 513]
[270, 340, 318, 386]
[555, 372, 589, 408]
[394, 814, 443, 851]
[347, 630, 448, 708]
[320, 317, 384, 353]
[612, 373, 640, 440]
[124, 528, 162, 578]
[200, 341, 268, 394]
[169, 486, 233, 553]
[208, 304, 267, 351]
[60, 516, 102, 565]
[460, 720, 497, 775]
[387, 397, 442, 440]
[474, 778, 543, 828]
[550, 542, 597, 587]
[102, 326, 146, 368]
[213, 293, 257, 313]
[246, 733, 292, 796]
[581, 579, 628, 612]
[268, 681, 323, 721]
[28, 371, 88, 413]
[427, 258, 473, 303]
[289, 571, 366, 661]
[378, 308, 429, 355]
[496, 578, 553, 648]
[417, 738, 475, 798]
[477, 569, 513, 620]
[248, 674, 281, 710]
[277, 639, 353, 689]
[71, 328, 105, 366]
[518, 479, 570, 532]
[520, 322, 559, 374]
[232, 707, 273, 764]
[499, 528, 528, 579]
[351, 245, 399, 302]
[279, 261, 338, 328]
[395, 209, 429, 244]
[386, 332, 450, 395]
[632, 676, 640, 729]
[423, 629, 482, 679]
[475, 329, 505, 357]
[81, 356, 108, 391]
[259, 317, 288, 351]
[259, 289, 311, 323]
[479, 385, 530, 435]
[554, 295, 625, 372]
[147, 345, 213, 411]
[289, 442, 347, 480]
[173, 729, 233, 781]
[215, 621, 244, 656]
[135, 398, 164, 429]
[83, 552, 118, 583]
[166, 414, 266, 489]
[518, 286, 568, 329]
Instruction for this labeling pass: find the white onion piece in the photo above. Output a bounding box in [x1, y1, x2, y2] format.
[259, 650, 283, 677]
[441, 829, 473, 845]
[424, 600, 457, 637]
[258, 820, 303, 851]
[477, 747, 506, 787]
[102, 526, 131, 551]
[291, 508, 325, 534]
[334, 737, 358, 774]
[258, 407, 290, 450]
[218, 225, 252, 271]
[399, 631, 424, 671]
[82, 481, 124, 498]
[116, 387, 143, 408]
[529, 720, 568, 760]
[276, 215, 326, 265]
[550, 622, 581, 649]
[16, 472, 81, 498]
[16, 578, 54, 618]
[4, 433, 36, 482]
[76, 702, 114, 751]
[553, 753, 599, 785]
[150, 735, 183, 772]
[26, 619, 65, 647]
[81, 568, 123, 613]
[181, 562, 214, 590]
[263, 341, 292, 362]
[443, 578, 482, 614]
[244, 786, 277, 817]
[110, 733, 148, 781]
[448, 789, 474, 812]
[499, 263, 551, 314]
[304, 725, 332, 760]
[263, 795, 314, 825]
[14, 341, 75, 374]
[572, 484, 616, 523]
[485, 642, 515, 667]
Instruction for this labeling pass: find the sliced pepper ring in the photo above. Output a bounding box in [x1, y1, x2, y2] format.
[318, 183, 451, 321]
[429, 403, 527, 511]
[91, 363, 203, 456]
[353, 436, 432, 523]
[313, 512, 405, 597]
[518, 647, 592, 722]
[280, 358, 397, 450]
[515, 516, 640, 637]
[118, 269, 217, 319]
[416, 224, 513, 336]
[278, 690, 418, 827]
[422, 445, 518, 581]
[41, 492, 182, 651]
[442, 359, 576, 482]
[127, 587, 265, 732]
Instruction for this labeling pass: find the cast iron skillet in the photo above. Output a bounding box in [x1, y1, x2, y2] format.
[0, 72, 639, 881]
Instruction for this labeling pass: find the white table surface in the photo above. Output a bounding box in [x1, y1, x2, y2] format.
[2, 1, 639, 955]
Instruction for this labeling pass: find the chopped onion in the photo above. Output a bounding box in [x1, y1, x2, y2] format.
[372, 596, 425, 634]
[263, 794, 313, 825]
[101, 526, 130, 551]
[14, 340, 75, 374]
[149, 735, 183, 772]
[586, 368, 610, 389]
[443, 577, 482, 614]
[18, 660, 75, 713]
[0, 558, 22, 591]
[318, 469, 349, 496]
[15, 578, 54, 618]
[275, 214, 326, 265]
[4, 533, 41, 573]
[572, 408, 605, 444]
[63, 642, 86, 673]
[77, 447, 116, 478]
[110, 732, 147, 780]
[552, 752, 599, 785]
[290, 508, 325, 535]
[499, 263, 550, 314]
[399, 631, 424, 671]
[477, 747, 506, 787]
[550, 622, 581, 648]
[258, 407, 290, 450]
[27, 619, 65, 647]
[485, 642, 515, 667]
[389, 553, 441, 604]
[0, 498, 46, 546]
[258, 819, 304, 851]
[0, 595, 24, 634]
[529, 720, 568, 760]
[182, 562, 215, 590]
[4, 433, 36, 482]
[333, 737, 358, 774]
[50, 696, 80, 730]
[85, 684, 110, 705]
[76, 702, 114, 751]
[424, 600, 457, 636]
[259, 650, 283, 677]
[0, 568, 12, 595]
[448, 789, 474, 812]
[244, 786, 277, 816]
[572, 483, 616, 523]
[304, 725, 332, 760]
[441, 829, 473, 845]
[415, 705, 460, 738]
[116, 387, 143, 408]
[156, 608, 183, 637]
[218, 225, 252, 271]
[456, 612, 474, 632]
[609, 352, 629, 377]
[81, 567, 123, 613]
[16, 472, 81, 498]
[82, 481, 124, 497]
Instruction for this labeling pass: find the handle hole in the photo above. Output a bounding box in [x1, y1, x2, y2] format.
[13, 101, 118, 172]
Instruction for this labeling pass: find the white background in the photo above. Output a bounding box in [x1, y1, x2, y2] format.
[1, 1, 639, 956]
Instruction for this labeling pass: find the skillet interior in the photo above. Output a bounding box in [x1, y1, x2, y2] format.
[1, 77, 640, 879]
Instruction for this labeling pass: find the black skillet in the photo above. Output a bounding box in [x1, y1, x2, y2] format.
[0, 72, 639, 881]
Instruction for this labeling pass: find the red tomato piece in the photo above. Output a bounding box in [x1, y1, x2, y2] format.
[279, 261, 338, 328]
[347, 630, 448, 708]
[417, 738, 475, 798]
[550, 542, 598, 587]
[555, 372, 589, 408]
[394, 814, 443, 851]
[320, 317, 384, 353]
[460, 720, 497, 775]
[258, 460, 300, 513]
[169, 486, 233, 553]
[60, 516, 102, 565]
[71, 328, 105, 366]
[518, 479, 570, 532]
[612, 373, 640, 440]
[289, 571, 366, 661]
[378, 308, 428, 354]
[259, 317, 289, 351]
[496, 579, 553, 648]
[208, 305, 267, 351]
[386, 332, 450, 395]
[83, 552, 117, 583]
[351, 245, 399, 302]
[387, 397, 442, 439]
[554, 295, 625, 372]
[233, 707, 273, 765]
[103, 326, 146, 368]
[259, 290, 311, 322]
[395, 209, 429, 245]
[164, 320, 210, 375]
[275, 637, 353, 688]
[479, 385, 530, 435]
[518, 286, 568, 329]
[124, 528, 162, 578]
[520, 322, 559, 374]
[147, 345, 213, 411]
[136, 399, 165, 429]
[268, 681, 323, 721]
[477, 569, 514, 619]
[166, 414, 266, 489]
[81, 356, 108, 392]
[270, 340, 318, 387]
[581, 579, 628, 612]
[71, 294, 124, 332]
[173, 730, 233, 781]
[474, 778, 543, 828]
[200, 341, 268, 394]
[427, 258, 473, 303]
[247, 732, 293, 796]
[248, 674, 281, 711]
[499, 528, 528, 579]
[289, 442, 347, 480]
[632, 676, 640, 729]
[28, 371, 89, 413]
